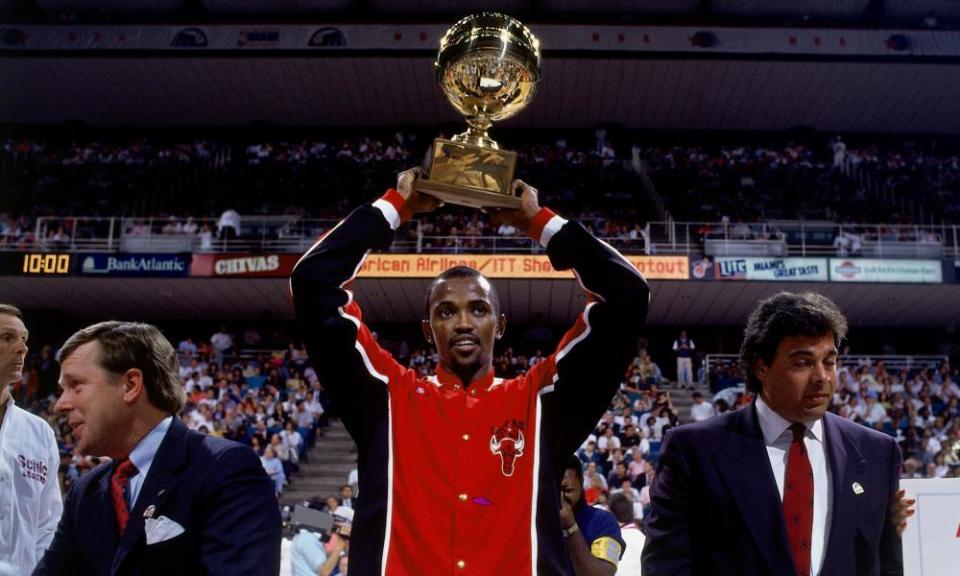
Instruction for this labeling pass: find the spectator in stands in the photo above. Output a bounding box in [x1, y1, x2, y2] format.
[606, 462, 628, 490]
[210, 326, 233, 368]
[291, 518, 349, 576]
[607, 493, 644, 576]
[217, 208, 241, 241]
[260, 444, 285, 495]
[689, 391, 716, 422]
[198, 223, 214, 251]
[833, 228, 863, 257]
[338, 484, 357, 510]
[579, 439, 603, 469]
[672, 331, 695, 389]
[37, 321, 280, 574]
[280, 420, 304, 461]
[0, 304, 63, 575]
[643, 292, 903, 575]
[638, 353, 662, 389]
[560, 455, 625, 576]
[598, 427, 621, 457]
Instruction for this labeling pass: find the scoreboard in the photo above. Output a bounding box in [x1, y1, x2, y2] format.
[0, 253, 72, 276]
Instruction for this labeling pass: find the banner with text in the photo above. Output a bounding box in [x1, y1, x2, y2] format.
[189, 253, 688, 279]
[829, 259, 943, 283]
[356, 254, 689, 279]
[78, 253, 191, 277]
[714, 257, 828, 281]
[190, 253, 302, 277]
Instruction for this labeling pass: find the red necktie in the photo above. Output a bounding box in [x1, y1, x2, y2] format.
[110, 458, 139, 536]
[783, 423, 814, 576]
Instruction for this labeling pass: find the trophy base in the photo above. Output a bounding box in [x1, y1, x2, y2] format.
[416, 138, 521, 209]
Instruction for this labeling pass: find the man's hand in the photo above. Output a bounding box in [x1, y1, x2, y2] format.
[488, 179, 542, 232]
[891, 488, 916, 536]
[559, 494, 576, 530]
[396, 167, 443, 215]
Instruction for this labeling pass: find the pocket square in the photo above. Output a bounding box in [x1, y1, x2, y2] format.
[144, 515, 185, 545]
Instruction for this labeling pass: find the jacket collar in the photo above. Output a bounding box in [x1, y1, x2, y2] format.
[714, 403, 796, 576]
[434, 363, 495, 390]
[111, 416, 188, 574]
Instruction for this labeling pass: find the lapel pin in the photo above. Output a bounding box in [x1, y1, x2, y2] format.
[143, 505, 156, 519]
[852, 482, 864, 495]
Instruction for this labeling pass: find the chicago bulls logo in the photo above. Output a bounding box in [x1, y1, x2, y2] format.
[489, 419, 526, 477]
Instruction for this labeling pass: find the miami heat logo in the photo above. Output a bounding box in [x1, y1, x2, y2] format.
[489, 419, 526, 477]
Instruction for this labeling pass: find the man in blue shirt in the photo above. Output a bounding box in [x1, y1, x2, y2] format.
[560, 455, 626, 576]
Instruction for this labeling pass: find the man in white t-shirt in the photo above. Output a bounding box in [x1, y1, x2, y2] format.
[608, 493, 644, 576]
[0, 304, 63, 575]
[689, 391, 717, 422]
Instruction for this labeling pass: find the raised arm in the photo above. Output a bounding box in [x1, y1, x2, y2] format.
[289, 169, 438, 451]
[512, 184, 650, 456]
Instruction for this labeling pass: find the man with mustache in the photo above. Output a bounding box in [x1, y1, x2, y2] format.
[0, 303, 62, 575]
[290, 167, 650, 575]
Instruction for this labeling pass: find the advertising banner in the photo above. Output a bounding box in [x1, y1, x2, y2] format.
[78, 253, 191, 277]
[189, 253, 689, 280]
[190, 254, 302, 277]
[689, 257, 715, 280]
[829, 259, 942, 283]
[356, 254, 689, 279]
[714, 257, 828, 281]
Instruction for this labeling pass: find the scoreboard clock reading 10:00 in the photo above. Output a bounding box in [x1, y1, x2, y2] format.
[18, 253, 72, 275]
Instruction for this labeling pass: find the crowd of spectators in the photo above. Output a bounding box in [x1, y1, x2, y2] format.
[642, 136, 960, 225]
[4, 133, 959, 259]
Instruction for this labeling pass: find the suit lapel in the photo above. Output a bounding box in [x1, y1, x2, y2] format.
[80, 465, 121, 571]
[820, 413, 865, 572]
[110, 418, 189, 576]
[714, 404, 796, 576]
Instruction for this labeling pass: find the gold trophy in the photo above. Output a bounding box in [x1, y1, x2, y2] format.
[416, 12, 542, 209]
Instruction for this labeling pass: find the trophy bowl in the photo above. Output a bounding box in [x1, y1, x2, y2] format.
[416, 13, 542, 209]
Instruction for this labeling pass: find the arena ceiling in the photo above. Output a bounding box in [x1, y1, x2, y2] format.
[4, 55, 960, 133]
[3, 2, 960, 133]
[1, 275, 957, 327]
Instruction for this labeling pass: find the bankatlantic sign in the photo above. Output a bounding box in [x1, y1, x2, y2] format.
[80, 253, 191, 277]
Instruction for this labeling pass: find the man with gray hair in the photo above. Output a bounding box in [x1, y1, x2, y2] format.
[0, 303, 62, 575]
[35, 321, 280, 576]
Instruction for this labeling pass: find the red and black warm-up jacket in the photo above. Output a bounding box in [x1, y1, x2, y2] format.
[290, 189, 650, 576]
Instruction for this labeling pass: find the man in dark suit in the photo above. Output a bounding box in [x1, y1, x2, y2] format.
[34, 321, 280, 576]
[642, 292, 902, 576]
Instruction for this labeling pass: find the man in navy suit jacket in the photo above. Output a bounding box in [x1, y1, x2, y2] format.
[642, 292, 902, 576]
[34, 321, 280, 576]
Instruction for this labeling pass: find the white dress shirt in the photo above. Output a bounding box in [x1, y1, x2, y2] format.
[0, 395, 63, 576]
[126, 416, 173, 509]
[755, 396, 833, 576]
[615, 522, 645, 576]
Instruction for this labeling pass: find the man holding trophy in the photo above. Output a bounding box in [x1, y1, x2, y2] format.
[290, 13, 651, 575]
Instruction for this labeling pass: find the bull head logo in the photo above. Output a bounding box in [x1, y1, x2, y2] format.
[489, 419, 526, 477]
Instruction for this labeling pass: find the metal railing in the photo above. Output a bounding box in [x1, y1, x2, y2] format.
[3, 216, 956, 258]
